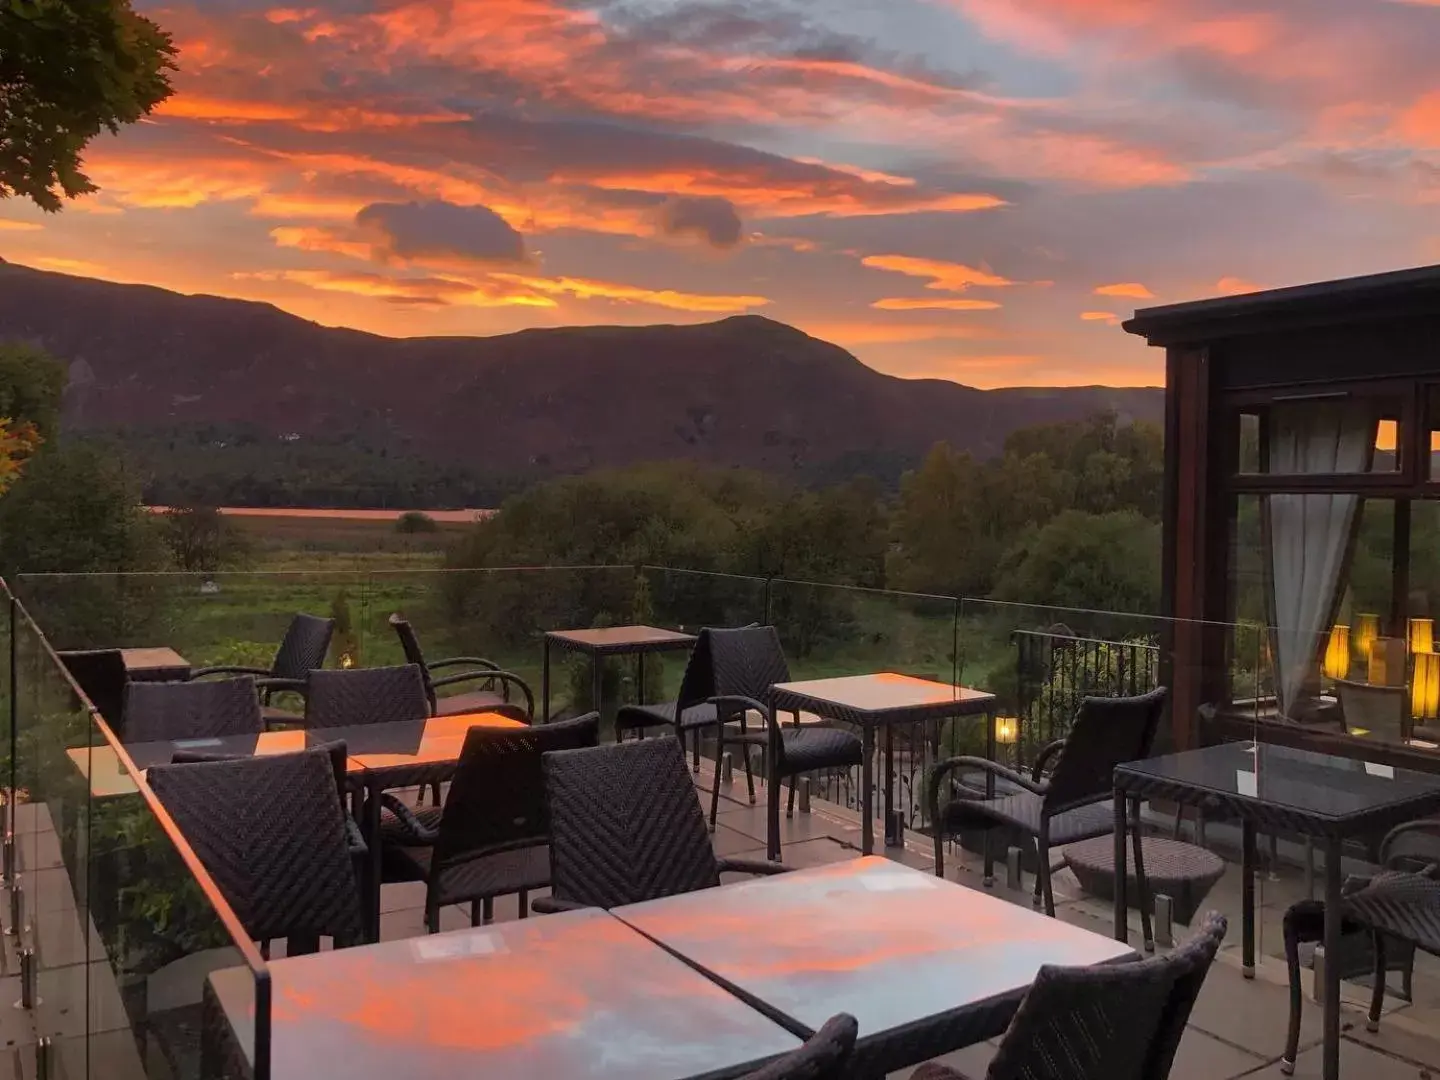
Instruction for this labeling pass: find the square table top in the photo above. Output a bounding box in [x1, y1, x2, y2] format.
[120, 647, 190, 673]
[68, 729, 332, 798]
[1115, 742, 1440, 835]
[207, 908, 800, 1080]
[771, 673, 996, 722]
[545, 625, 697, 654]
[615, 856, 1133, 1050]
[343, 712, 527, 771]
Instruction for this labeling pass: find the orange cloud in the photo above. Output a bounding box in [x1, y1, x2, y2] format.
[1215, 276, 1265, 296]
[156, 93, 467, 132]
[1093, 282, 1154, 299]
[1396, 91, 1440, 147]
[1080, 311, 1121, 325]
[871, 297, 1001, 311]
[233, 268, 557, 307]
[861, 255, 1016, 291]
[0, 220, 42, 232]
[490, 273, 768, 313]
[797, 321, 994, 346]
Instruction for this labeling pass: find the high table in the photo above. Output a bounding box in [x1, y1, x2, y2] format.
[769, 675, 996, 857]
[1113, 741, 1440, 1080]
[121, 646, 191, 682]
[205, 908, 801, 1080]
[615, 856, 1133, 1076]
[542, 626, 696, 723]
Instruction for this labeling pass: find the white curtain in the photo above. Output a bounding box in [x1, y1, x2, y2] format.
[1266, 402, 1373, 716]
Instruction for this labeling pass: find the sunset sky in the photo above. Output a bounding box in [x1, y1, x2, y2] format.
[3, 0, 1440, 387]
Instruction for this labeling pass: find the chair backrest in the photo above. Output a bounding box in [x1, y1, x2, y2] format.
[1334, 679, 1407, 743]
[270, 614, 335, 680]
[304, 664, 429, 728]
[544, 737, 721, 907]
[147, 746, 363, 946]
[1044, 686, 1168, 814]
[387, 614, 438, 709]
[123, 676, 263, 744]
[704, 626, 791, 706]
[172, 739, 352, 816]
[740, 1013, 858, 1080]
[984, 911, 1226, 1080]
[432, 713, 600, 870]
[58, 649, 128, 728]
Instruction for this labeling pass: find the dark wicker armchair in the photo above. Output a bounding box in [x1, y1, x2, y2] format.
[58, 649, 128, 729]
[537, 737, 789, 912]
[1281, 818, 1440, 1074]
[913, 912, 1227, 1080]
[388, 613, 534, 721]
[148, 745, 364, 954]
[378, 713, 600, 930]
[122, 676, 263, 744]
[615, 628, 725, 770]
[742, 1014, 858, 1080]
[191, 613, 335, 726]
[702, 626, 863, 860]
[928, 687, 1168, 918]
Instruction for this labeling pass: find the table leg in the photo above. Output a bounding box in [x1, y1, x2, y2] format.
[883, 721, 896, 847]
[766, 694, 781, 862]
[1242, 819, 1256, 978]
[637, 652, 646, 706]
[541, 638, 551, 723]
[1113, 786, 1128, 943]
[861, 723, 875, 856]
[593, 654, 606, 741]
[1322, 836, 1342, 1080]
[985, 710, 996, 800]
[366, 780, 382, 943]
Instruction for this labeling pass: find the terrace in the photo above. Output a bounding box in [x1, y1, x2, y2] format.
[5, 268, 1440, 1080]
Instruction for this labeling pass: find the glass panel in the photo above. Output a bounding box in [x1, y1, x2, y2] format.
[1234, 398, 1403, 476]
[5, 585, 268, 1080]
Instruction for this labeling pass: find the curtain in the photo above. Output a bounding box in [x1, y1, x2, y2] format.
[1266, 402, 1374, 717]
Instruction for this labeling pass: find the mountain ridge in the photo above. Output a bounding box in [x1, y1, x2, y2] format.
[0, 260, 1162, 479]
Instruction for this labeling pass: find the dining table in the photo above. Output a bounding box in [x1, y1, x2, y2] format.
[203, 907, 802, 1080]
[614, 855, 1134, 1076]
[541, 625, 697, 722]
[768, 674, 996, 857]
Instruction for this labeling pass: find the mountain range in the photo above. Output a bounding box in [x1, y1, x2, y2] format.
[0, 258, 1162, 485]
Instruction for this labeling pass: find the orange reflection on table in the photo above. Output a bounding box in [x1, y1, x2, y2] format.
[349, 712, 525, 770]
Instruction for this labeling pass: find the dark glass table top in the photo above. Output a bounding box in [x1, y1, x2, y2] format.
[208, 908, 800, 1080]
[772, 674, 996, 717]
[546, 625, 697, 652]
[1116, 742, 1440, 823]
[615, 856, 1132, 1041]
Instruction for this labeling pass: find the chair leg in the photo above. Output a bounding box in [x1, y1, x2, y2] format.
[518, 889, 529, 919]
[1367, 932, 1387, 1033]
[482, 896, 494, 925]
[692, 730, 701, 773]
[1038, 836, 1055, 916]
[1402, 950, 1415, 1002]
[1032, 844, 1044, 909]
[430, 781, 442, 806]
[470, 900, 481, 927]
[1281, 908, 1304, 1075]
[766, 757, 782, 862]
[709, 737, 724, 831]
[787, 777, 797, 819]
[426, 902, 440, 935]
[1131, 800, 1154, 951]
[982, 829, 995, 888]
[934, 823, 946, 879]
[744, 742, 756, 805]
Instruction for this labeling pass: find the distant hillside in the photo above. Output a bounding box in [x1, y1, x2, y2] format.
[0, 259, 1162, 497]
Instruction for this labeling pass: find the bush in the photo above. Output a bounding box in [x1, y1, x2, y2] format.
[396, 510, 438, 534]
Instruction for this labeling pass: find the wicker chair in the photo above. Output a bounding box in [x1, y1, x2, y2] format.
[537, 737, 788, 911]
[1333, 678, 1408, 744]
[1281, 819, 1440, 1074]
[122, 676, 263, 744]
[378, 713, 600, 930]
[741, 1014, 858, 1080]
[912, 912, 1227, 1080]
[701, 627, 864, 858]
[148, 745, 364, 954]
[928, 687, 1168, 919]
[388, 614, 534, 721]
[302, 664, 430, 728]
[614, 627, 729, 770]
[191, 613, 335, 726]
[58, 649, 128, 728]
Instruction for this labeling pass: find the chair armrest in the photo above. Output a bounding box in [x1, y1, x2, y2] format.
[377, 793, 440, 845]
[928, 757, 1047, 829]
[531, 896, 589, 914]
[1031, 739, 1067, 782]
[717, 857, 791, 877]
[431, 669, 534, 719]
[1380, 818, 1440, 874]
[427, 656, 501, 672]
[190, 665, 270, 679]
[254, 677, 307, 695]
